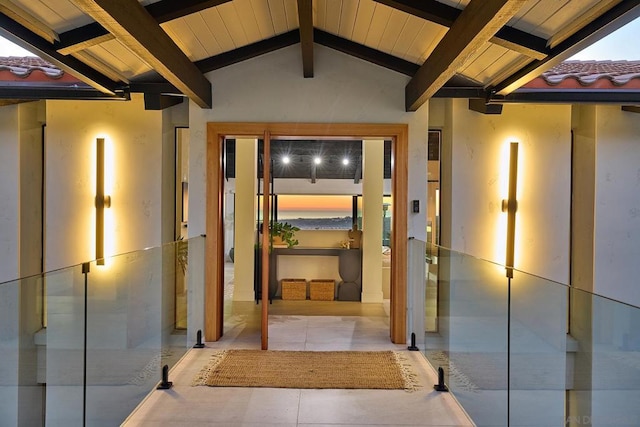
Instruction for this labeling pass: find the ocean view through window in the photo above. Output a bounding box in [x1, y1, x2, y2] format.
[276, 194, 353, 229]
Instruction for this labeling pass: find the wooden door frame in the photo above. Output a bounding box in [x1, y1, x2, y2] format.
[205, 122, 408, 344]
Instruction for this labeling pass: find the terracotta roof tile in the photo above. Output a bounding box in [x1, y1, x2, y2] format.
[524, 60, 640, 89]
[0, 56, 65, 79]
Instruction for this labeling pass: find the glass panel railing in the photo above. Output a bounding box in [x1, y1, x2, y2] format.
[84, 245, 163, 426]
[45, 263, 86, 426]
[568, 287, 640, 426]
[0, 235, 204, 426]
[421, 242, 640, 427]
[0, 273, 48, 427]
[425, 246, 509, 425]
[84, 237, 202, 426]
[510, 269, 567, 426]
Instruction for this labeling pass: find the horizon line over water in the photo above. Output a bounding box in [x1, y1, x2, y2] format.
[280, 216, 353, 230]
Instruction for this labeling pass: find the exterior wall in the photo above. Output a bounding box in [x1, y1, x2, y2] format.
[0, 105, 22, 427]
[44, 95, 181, 425]
[161, 101, 188, 245]
[593, 106, 640, 307]
[446, 99, 572, 284]
[432, 99, 572, 426]
[0, 105, 20, 283]
[0, 101, 46, 427]
[187, 44, 429, 244]
[45, 94, 164, 270]
[571, 105, 597, 293]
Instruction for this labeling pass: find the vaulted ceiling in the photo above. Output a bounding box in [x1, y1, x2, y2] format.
[0, 0, 638, 110]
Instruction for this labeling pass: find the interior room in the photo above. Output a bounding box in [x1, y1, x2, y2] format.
[220, 137, 395, 336]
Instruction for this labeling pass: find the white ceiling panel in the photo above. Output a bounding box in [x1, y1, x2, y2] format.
[536, 0, 606, 39]
[363, 4, 393, 48]
[324, 0, 343, 35]
[337, 0, 359, 39]
[12, 0, 91, 33]
[461, 43, 516, 84]
[476, 49, 524, 85]
[85, 39, 152, 79]
[249, 0, 276, 39]
[283, 0, 298, 29]
[313, 0, 326, 28]
[409, 21, 447, 64]
[377, 9, 409, 54]
[389, 15, 426, 60]
[266, 0, 290, 34]
[199, 7, 237, 53]
[508, 0, 570, 38]
[161, 22, 193, 58]
[183, 13, 224, 58]
[216, 2, 250, 47]
[350, 1, 376, 45]
[162, 15, 212, 62]
[232, 0, 263, 43]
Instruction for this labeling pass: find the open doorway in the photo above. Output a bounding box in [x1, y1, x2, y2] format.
[205, 123, 409, 347]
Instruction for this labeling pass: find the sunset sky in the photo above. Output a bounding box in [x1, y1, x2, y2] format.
[277, 195, 352, 219]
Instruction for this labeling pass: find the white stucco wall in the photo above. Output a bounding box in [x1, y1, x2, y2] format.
[593, 106, 640, 307]
[0, 102, 45, 427]
[187, 44, 429, 243]
[45, 94, 164, 270]
[44, 95, 182, 426]
[447, 99, 572, 284]
[0, 105, 20, 283]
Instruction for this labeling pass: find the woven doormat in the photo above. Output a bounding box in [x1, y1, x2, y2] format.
[192, 349, 419, 390]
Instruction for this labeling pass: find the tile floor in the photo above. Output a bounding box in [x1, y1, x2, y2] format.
[122, 299, 474, 426]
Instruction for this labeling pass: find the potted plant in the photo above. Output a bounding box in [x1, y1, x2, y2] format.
[270, 221, 300, 248]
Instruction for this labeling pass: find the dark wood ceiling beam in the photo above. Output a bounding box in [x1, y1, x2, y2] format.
[469, 99, 503, 114]
[433, 87, 486, 98]
[492, 1, 640, 96]
[57, 0, 231, 55]
[314, 29, 418, 76]
[491, 90, 640, 104]
[145, 0, 232, 22]
[197, 30, 300, 73]
[0, 12, 120, 94]
[128, 31, 301, 95]
[405, 0, 527, 112]
[129, 81, 180, 94]
[143, 93, 184, 110]
[374, 0, 548, 60]
[297, 0, 314, 78]
[374, 0, 457, 27]
[316, 29, 484, 97]
[72, 0, 212, 108]
[0, 85, 129, 100]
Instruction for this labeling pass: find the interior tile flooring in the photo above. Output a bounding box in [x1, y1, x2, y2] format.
[122, 263, 473, 426]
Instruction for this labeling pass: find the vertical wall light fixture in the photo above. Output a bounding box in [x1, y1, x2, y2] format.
[501, 142, 519, 278]
[96, 137, 112, 265]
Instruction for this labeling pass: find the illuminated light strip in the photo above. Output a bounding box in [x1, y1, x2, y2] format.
[95, 137, 112, 265]
[501, 142, 518, 278]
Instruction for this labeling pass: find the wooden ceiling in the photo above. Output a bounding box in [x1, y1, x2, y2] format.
[0, 0, 638, 109]
[225, 138, 392, 181]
